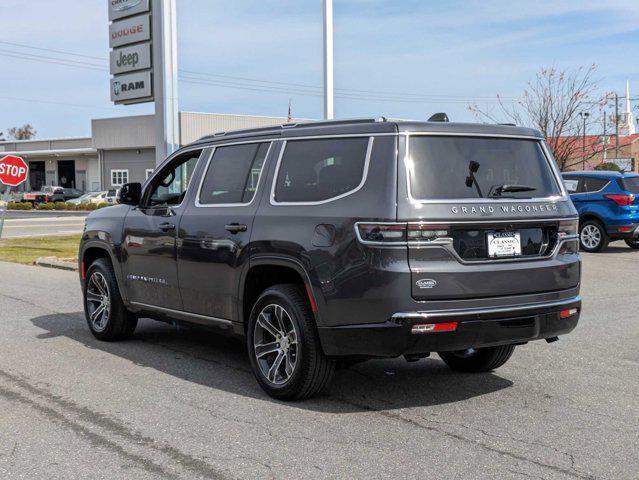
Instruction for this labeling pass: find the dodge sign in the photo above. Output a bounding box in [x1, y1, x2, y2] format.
[109, 13, 150, 48]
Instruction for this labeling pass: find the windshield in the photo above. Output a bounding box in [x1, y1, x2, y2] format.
[408, 136, 561, 200]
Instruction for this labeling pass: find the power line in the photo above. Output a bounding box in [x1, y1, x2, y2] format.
[0, 40, 515, 104]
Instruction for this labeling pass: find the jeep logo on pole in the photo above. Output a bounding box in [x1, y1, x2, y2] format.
[110, 43, 151, 75]
[109, 0, 150, 21]
[110, 71, 152, 103]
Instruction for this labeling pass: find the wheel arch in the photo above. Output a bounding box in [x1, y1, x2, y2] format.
[80, 240, 128, 303]
[239, 257, 321, 333]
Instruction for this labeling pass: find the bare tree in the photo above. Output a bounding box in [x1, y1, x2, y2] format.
[7, 124, 37, 140]
[469, 65, 602, 171]
[0, 131, 4, 141]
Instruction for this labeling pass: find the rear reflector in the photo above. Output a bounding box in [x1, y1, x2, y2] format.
[618, 226, 634, 232]
[559, 308, 578, 319]
[411, 322, 458, 334]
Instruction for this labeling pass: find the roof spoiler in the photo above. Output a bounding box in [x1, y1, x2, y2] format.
[428, 112, 449, 122]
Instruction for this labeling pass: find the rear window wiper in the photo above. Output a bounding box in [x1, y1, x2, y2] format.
[489, 184, 537, 197]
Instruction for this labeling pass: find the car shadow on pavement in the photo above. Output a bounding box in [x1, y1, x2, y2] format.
[30, 312, 514, 413]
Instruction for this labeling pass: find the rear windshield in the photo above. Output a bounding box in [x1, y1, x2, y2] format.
[619, 177, 639, 193]
[409, 136, 561, 200]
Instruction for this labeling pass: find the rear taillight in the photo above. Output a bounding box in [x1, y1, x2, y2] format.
[604, 194, 635, 206]
[357, 223, 406, 243]
[558, 219, 578, 238]
[407, 224, 450, 241]
[558, 240, 578, 254]
[357, 223, 450, 244]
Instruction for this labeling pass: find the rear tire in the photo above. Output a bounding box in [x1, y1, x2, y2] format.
[579, 220, 608, 252]
[247, 284, 335, 400]
[439, 345, 515, 373]
[83, 258, 137, 341]
[624, 238, 639, 249]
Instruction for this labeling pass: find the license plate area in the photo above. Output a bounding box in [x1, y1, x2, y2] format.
[487, 231, 521, 258]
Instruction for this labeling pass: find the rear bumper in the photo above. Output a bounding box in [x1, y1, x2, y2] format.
[318, 296, 581, 358]
[606, 222, 639, 239]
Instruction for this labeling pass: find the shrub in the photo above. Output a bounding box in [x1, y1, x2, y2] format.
[96, 202, 110, 209]
[594, 162, 622, 172]
[35, 202, 55, 210]
[83, 203, 99, 211]
[53, 201, 68, 210]
[7, 202, 33, 210]
[63, 202, 77, 211]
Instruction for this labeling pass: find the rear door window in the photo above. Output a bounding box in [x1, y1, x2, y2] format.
[408, 136, 561, 200]
[198, 142, 269, 205]
[274, 137, 370, 203]
[582, 177, 609, 193]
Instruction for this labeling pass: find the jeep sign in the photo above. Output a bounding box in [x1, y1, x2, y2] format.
[108, 0, 150, 21]
[109, 13, 150, 48]
[110, 70, 152, 103]
[110, 43, 151, 75]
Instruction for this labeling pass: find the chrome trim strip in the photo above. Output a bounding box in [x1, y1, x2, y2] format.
[194, 141, 273, 208]
[392, 295, 581, 320]
[270, 136, 375, 206]
[354, 220, 579, 264]
[130, 301, 233, 327]
[403, 133, 568, 204]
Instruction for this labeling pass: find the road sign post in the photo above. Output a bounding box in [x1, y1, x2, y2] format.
[0, 155, 29, 238]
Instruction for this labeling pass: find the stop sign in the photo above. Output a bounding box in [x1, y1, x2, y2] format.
[0, 155, 29, 187]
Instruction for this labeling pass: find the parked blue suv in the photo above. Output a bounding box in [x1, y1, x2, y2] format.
[562, 171, 639, 252]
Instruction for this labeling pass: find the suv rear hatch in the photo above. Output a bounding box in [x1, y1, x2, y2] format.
[400, 134, 579, 301]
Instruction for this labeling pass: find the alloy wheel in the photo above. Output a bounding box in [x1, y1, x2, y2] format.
[581, 225, 601, 250]
[253, 304, 298, 385]
[86, 272, 110, 333]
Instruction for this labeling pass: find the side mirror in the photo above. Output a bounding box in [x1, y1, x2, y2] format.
[117, 183, 142, 206]
[469, 161, 480, 173]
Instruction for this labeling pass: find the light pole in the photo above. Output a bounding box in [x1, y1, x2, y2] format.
[323, 0, 334, 120]
[580, 112, 590, 170]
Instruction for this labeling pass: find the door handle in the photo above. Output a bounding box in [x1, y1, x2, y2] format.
[159, 222, 176, 232]
[225, 223, 247, 233]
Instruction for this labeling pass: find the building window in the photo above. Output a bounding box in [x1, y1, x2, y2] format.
[111, 169, 129, 186]
[145, 169, 154, 179]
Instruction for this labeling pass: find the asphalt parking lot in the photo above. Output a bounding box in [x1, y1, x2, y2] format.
[0, 211, 87, 238]
[0, 247, 637, 480]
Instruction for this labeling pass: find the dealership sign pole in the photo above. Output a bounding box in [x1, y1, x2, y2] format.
[0, 155, 29, 239]
[323, 0, 334, 120]
[108, 0, 179, 167]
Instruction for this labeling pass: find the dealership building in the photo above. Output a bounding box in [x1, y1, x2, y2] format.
[0, 112, 306, 192]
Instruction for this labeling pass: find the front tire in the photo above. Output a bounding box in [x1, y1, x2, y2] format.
[83, 258, 137, 341]
[247, 284, 335, 400]
[439, 345, 515, 373]
[579, 220, 609, 252]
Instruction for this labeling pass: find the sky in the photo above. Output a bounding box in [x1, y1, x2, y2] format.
[0, 0, 638, 139]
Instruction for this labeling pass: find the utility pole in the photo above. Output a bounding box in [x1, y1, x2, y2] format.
[602, 112, 607, 163]
[152, 0, 180, 165]
[580, 112, 589, 170]
[323, 0, 334, 120]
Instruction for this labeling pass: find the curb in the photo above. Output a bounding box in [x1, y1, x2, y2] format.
[35, 257, 78, 271]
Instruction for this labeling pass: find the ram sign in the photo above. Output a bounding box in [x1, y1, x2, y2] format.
[110, 71, 152, 103]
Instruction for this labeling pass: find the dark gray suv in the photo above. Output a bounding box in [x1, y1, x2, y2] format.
[79, 118, 581, 400]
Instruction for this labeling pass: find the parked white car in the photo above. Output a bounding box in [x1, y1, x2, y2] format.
[66, 192, 102, 205]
